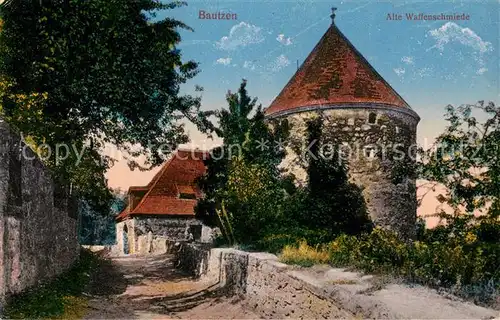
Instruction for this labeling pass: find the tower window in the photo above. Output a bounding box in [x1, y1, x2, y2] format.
[364, 146, 376, 158]
[281, 118, 289, 129]
[368, 112, 377, 124]
[340, 142, 350, 158]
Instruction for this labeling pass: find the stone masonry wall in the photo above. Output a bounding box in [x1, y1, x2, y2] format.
[0, 120, 79, 303]
[167, 241, 497, 319]
[168, 241, 352, 318]
[280, 106, 419, 238]
[114, 216, 200, 256]
[134, 216, 200, 240]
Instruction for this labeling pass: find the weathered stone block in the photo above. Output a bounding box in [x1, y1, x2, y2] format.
[0, 120, 79, 303]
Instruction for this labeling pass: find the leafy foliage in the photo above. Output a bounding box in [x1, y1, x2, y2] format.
[195, 80, 289, 244]
[418, 101, 500, 220]
[414, 102, 499, 301]
[0, 0, 210, 212]
[280, 241, 330, 267]
[79, 189, 125, 245]
[223, 157, 288, 244]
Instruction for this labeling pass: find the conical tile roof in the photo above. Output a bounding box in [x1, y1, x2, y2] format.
[265, 15, 412, 117]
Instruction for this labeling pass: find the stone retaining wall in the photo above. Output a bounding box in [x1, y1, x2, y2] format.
[167, 241, 498, 319]
[167, 241, 352, 318]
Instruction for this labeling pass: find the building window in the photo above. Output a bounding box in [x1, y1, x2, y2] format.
[180, 193, 197, 200]
[368, 112, 377, 124]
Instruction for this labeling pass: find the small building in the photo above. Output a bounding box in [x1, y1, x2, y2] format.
[114, 149, 209, 255]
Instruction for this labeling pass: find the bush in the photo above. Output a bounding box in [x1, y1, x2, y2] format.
[257, 226, 333, 254]
[324, 227, 499, 305]
[327, 234, 360, 266]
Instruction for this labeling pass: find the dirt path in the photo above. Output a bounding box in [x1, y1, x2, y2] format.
[83, 254, 259, 319]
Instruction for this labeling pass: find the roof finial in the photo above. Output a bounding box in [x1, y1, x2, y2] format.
[330, 7, 337, 24]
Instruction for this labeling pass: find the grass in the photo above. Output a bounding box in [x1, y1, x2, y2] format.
[4, 249, 100, 319]
[276, 232, 499, 309]
[279, 241, 329, 267]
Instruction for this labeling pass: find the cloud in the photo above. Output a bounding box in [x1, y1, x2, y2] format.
[476, 67, 488, 75]
[393, 67, 405, 77]
[243, 60, 256, 71]
[429, 22, 492, 53]
[215, 57, 232, 65]
[179, 39, 211, 46]
[216, 22, 265, 51]
[401, 56, 414, 65]
[416, 67, 432, 78]
[276, 34, 292, 46]
[271, 54, 290, 72]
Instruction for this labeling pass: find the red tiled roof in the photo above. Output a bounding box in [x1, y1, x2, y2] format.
[265, 21, 411, 117]
[116, 149, 208, 221]
[131, 196, 197, 215]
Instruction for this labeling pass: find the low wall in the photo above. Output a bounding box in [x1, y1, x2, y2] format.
[168, 241, 351, 318]
[114, 218, 216, 257]
[168, 241, 498, 319]
[0, 121, 79, 304]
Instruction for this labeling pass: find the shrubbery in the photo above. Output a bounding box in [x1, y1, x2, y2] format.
[281, 241, 329, 267]
[280, 223, 499, 306]
[256, 228, 331, 253]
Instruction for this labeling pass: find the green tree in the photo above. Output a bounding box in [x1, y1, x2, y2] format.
[418, 101, 500, 222]
[0, 0, 211, 211]
[195, 80, 289, 244]
[417, 101, 500, 248]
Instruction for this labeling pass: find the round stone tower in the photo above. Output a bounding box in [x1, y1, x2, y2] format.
[265, 8, 420, 238]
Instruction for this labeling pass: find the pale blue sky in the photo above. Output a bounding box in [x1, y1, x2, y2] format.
[157, 0, 499, 144]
